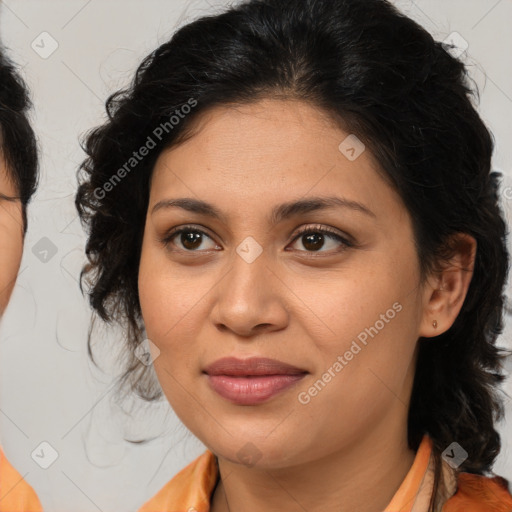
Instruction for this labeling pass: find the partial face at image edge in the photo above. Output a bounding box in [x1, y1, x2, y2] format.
[0, 154, 24, 316]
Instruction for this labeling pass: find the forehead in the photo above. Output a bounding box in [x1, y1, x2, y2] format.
[164, 98, 348, 164]
[149, 98, 404, 224]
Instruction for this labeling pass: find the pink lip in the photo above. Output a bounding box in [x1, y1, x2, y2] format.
[203, 357, 308, 405]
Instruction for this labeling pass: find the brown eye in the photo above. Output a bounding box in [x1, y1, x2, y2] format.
[160, 226, 219, 252]
[179, 231, 203, 251]
[289, 226, 352, 253]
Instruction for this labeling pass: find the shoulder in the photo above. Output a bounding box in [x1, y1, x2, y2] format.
[0, 446, 43, 512]
[443, 471, 512, 512]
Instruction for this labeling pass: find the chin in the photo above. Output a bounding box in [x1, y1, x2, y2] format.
[203, 431, 303, 469]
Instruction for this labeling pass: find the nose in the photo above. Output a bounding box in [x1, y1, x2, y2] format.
[210, 246, 289, 339]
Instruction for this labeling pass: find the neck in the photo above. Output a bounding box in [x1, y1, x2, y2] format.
[211, 412, 417, 512]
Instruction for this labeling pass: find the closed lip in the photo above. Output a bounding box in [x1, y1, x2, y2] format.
[203, 357, 308, 376]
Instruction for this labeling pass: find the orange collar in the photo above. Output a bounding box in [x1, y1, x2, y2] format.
[138, 434, 512, 512]
[139, 434, 436, 512]
[384, 434, 434, 511]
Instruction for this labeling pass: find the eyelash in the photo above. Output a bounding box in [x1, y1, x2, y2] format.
[159, 224, 353, 254]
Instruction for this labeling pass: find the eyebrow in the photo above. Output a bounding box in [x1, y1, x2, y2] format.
[151, 196, 376, 224]
[0, 192, 20, 202]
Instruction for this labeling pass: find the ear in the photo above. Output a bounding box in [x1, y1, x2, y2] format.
[419, 233, 477, 338]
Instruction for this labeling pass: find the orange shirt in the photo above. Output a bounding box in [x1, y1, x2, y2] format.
[0, 448, 43, 512]
[3, 438, 512, 511]
[138, 434, 512, 512]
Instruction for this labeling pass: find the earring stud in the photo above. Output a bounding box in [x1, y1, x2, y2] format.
[432, 320, 437, 328]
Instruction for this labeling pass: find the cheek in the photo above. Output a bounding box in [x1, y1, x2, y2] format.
[295, 253, 416, 347]
[297, 251, 420, 397]
[138, 260, 195, 407]
[293, 299, 418, 448]
[138, 244, 205, 368]
[0, 219, 23, 315]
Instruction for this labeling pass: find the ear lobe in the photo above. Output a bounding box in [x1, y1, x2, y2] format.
[419, 233, 477, 338]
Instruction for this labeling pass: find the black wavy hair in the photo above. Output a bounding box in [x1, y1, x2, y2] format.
[0, 45, 38, 234]
[75, 0, 511, 508]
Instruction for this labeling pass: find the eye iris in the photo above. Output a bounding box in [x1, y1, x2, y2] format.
[303, 232, 325, 251]
[182, 231, 202, 250]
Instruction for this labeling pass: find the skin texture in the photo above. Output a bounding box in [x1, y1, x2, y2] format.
[0, 155, 23, 317]
[138, 98, 476, 512]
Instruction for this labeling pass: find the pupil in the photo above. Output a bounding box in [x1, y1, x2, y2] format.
[303, 233, 324, 251]
[182, 231, 202, 250]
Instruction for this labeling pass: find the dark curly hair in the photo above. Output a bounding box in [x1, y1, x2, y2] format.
[0, 44, 38, 234]
[75, 0, 511, 508]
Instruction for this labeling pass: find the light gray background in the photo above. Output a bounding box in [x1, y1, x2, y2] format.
[0, 1, 511, 511]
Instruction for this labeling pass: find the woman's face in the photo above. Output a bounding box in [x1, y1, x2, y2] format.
[138, 98, 431, 468]
[0, 157, 24, 316]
